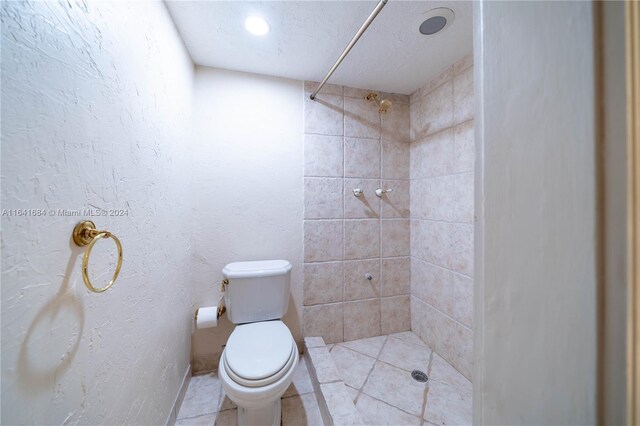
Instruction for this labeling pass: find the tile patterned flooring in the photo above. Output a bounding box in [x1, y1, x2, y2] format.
[175, 331, 471, 425]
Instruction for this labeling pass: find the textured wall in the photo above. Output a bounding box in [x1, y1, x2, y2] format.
[474, 1, 596, 423]
[409, 54, 474, 379]
[1, 1, 194, 424]
[302, 83, 411, 344]
[190, 67, 304, 373]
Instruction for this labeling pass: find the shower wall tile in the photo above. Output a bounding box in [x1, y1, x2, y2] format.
[304, 134, 344, 177]
[304, 220, 343, 262]
[381, 295, 411, 334]
[344, 259, 380, 301]
[381, 257, 411, 296]
[344, 97, 381, 139]
[344, 219, 380, 260]
[304, 262, 344, 305]
[304, 303, 344, 344]
[304, 94, 344, 136]
[304, 178, 344, 219]
[381, 140, 410, 180]
[409, 56, 474, 380]
[344, 299, 381, 341]
[303, 82, 411, 344]
[382, 103, 410, 142]
[453, 66, 474, 124]
[453, 120, 475, 173]
[343, 179, 380, 219]
[344, 137, 381, 178]
[381, 219, 410, 257]
[380, 179, 409, 218]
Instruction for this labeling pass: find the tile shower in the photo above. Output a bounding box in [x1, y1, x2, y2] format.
[302, 53, 474, 379]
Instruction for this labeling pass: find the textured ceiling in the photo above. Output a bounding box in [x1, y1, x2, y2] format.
[165, 1, 472, 95]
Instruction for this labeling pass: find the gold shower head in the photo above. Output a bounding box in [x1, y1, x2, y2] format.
[365, 92, 392, 113]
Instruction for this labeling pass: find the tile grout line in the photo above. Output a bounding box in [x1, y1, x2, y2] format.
[353, 335, 389, 406]
[419, 350, 435, 424]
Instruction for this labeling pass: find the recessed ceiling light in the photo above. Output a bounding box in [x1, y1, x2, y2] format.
[418, 8, 455, 36]
[244, 16, 270, 36]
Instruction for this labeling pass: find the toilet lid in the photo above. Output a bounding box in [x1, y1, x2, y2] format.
[225, 321, 294, 380]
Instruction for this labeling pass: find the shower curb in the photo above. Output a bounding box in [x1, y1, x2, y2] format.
[304, 337, 363, 426]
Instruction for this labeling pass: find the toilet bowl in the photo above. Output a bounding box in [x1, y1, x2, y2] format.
[214, 260, 296, 426]
[218, 320, 299, 426]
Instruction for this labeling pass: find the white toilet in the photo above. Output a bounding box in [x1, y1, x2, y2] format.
[217, 259, 298, 426]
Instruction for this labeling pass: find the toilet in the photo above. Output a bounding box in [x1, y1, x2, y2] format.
[217, 260, 298, 426]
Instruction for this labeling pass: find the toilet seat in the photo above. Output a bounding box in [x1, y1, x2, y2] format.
[223, 321, 295, 388]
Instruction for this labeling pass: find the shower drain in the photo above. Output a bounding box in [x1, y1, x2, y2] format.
[411, 370, 429, 383]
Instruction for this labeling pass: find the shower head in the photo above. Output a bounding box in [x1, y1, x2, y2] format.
[365, 92, 392, 113]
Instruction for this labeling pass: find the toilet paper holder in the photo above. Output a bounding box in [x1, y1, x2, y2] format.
[194, 297, 226, 323]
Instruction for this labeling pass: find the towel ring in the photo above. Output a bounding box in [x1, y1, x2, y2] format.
[72, 220, 123, 293]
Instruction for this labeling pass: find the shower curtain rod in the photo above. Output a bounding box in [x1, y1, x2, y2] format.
[309, 0, 388, 100]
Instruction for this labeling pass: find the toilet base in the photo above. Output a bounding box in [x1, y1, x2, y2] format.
[237, 398, 281, 426]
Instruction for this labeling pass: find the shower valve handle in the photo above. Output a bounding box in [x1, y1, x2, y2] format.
[375, 188, 393, 197]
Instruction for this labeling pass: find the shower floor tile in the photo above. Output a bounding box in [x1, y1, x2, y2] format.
[175, 355, 320, 425]
[329, 331, 472, 426]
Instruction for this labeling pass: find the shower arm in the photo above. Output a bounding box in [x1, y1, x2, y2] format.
[309, 0, 388, 100]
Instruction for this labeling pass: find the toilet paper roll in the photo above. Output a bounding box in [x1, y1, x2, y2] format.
[196, 306, 218, 329]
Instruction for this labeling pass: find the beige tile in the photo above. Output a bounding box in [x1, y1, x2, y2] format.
[344, 86, 374, 99]
[177, 373, 221, 419]
[304, 336, 326, 349]
[362, 361, 427, 416]
[453, 53, 473, 75]
[306, 346, 343, 384]
[345, 97, 381, 139]
[304, 94, 344, 136]
[344, 259, 380, 301]
[449, 321, 473, 380]
[421, 128, 454, 178]
[344, 219, 380, 260]
[410, 296, 423, 339]
[450, 223, 473, 276]
[356, 393, 422, 426]
[409, 65, 453, 107]
[304, 134, 344, 177]
[284, 356, 315, 398]
[381, 140, 409, 180]
[380, 179, 409, 218]
[387, 331, 428, 348]
[410, 141, 422, 179]
[429, 353, 472, 393]
[304, 178, 343, 219]
[304, 262, 343, 305]
[381, 256, 410, 297]
[304, 220, 343, 262]
[410, 219, 426, 261]
[380, 92, 410, 105]
[414, 81, 454, 140]
[304, 81, 343, 96]
[410, 257, 427, 301]
[413, 259, 454, 316]
[282, 393, 325, 426]
[319, 382, 363, 424]
[214, 409, 237, 426]
[346, 385, 360, 402]
[381, 295, 411, 335]
[410, 180, 426, 219]
[344, 299, 381, 341]
[423, 381, 472, 426]
[176, 413, 216, 425]
[421, 220, 452, 269]
[453, 273, 473, 327]
[379, 333, 431, 372]
[381, 219, 410, 257]
[345, 137, 381, 178]
[453, 172, 474, 224]
[344, 178, 380, 219]
[304, 303, 343, 344]
[454, 120, 475, 173]
[424, 175, 455, 221]
[218, 393, 236, 411]
[330, 345, 376, 389]
[454, 66, 474, 124]
[381, 102, 410, 143]
[338, 335, 387, 358]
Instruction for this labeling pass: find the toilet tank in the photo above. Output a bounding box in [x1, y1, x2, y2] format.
[222, 260, 292, 324]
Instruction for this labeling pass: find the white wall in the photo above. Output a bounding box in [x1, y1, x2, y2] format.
[190, 67, 303, 372]
[474, 1, 597, 423]
[1, 1, 194, 424]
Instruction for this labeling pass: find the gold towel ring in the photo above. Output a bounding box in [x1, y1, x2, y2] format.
[73, 220, 123, 293]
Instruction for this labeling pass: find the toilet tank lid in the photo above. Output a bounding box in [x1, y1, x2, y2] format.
[222, 260, 292, 279]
